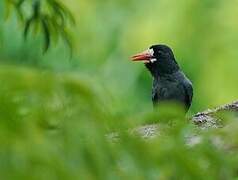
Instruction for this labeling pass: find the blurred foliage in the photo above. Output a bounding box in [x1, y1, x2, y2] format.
[0, 65, 238, 179]
[4, 0, 75, 52]
[1, 0, 238, 179]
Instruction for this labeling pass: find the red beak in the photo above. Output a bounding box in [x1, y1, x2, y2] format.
[131, 49, 154, 62]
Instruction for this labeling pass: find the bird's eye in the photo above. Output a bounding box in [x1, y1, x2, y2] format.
[158, 50, 163, 55]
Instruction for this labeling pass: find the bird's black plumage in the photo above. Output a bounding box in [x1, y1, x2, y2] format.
[132, 44, 193, 111]
[146, 45, 193, 111]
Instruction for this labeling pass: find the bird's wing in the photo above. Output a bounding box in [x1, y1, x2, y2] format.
[182, 79, 193, 109]
[152, 81, 159, 105]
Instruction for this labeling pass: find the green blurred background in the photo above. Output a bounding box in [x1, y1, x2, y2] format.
[1, 0, 238, 179]
[1, 0, 238, 113]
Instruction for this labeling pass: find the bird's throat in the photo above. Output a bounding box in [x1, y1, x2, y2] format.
[145, 59, 179, 77]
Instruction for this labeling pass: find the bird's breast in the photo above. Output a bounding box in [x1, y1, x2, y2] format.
[152, 77, 186, 104]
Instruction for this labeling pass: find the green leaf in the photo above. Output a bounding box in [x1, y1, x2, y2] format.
[41, 16, 51, 53]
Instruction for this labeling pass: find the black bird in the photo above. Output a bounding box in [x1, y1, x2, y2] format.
[131, 44, 193, 112]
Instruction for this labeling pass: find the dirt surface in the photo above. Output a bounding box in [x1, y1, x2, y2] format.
[134, 100, 238, 138]
[192, 100, 238, 128]
[107, 101, 238, 141]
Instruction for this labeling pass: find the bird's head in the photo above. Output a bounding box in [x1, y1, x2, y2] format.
[131, 44, 179, 76]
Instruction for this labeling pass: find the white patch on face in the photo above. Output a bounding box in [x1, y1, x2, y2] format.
[148, 49, 156, 63]
[148, 49, 154, 56]
[150, 58, 157, 63]
[143, 49, 156, 64]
